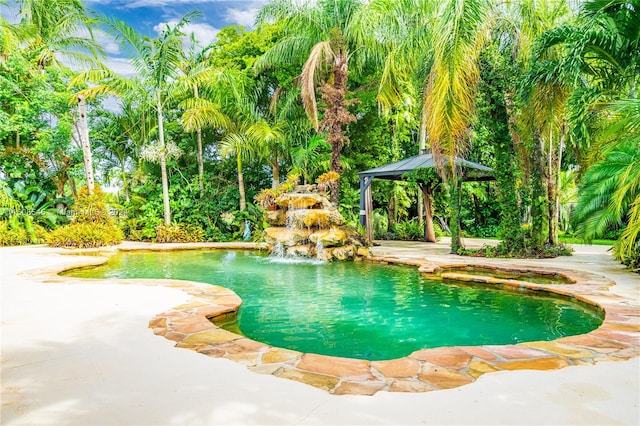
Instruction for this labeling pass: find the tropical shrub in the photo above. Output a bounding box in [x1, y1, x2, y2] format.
[155, 223, 205, 243]
[0, 220, 48, 246]
[48, 223, 124, 248]
[48, 186, 123, 248]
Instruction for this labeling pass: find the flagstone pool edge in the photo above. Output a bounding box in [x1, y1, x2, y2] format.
[25, 243, 640, 396]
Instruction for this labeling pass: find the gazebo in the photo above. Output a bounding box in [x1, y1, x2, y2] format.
[358, 150, 494, 243]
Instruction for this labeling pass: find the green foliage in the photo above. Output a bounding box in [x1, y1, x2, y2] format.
[475, 48, 525, 252]
[460, 242, 573, 259]
[0, 219, 48, 246]
[155, 223, 205, 243]
[376, 217, 443, 242]
[47, 223, 124, 249]
[47, 186, 123, 248]
[572, 140, 639, 242]
[71, 187, 111, 223]
[0, 220, 28, 246]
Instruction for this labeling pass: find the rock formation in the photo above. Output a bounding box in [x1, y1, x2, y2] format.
[263, 185, 370, 261]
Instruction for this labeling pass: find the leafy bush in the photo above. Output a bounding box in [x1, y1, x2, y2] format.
[122, 216, 161, 241]
[155, 223, 205, 243]
[614, 240, 639, 272]
[47, 186, 123, 248]
[0, 182, 55, 246]
[48, 223, 124, 248]
[459, 242, 573, 258]
[465, 224, 500, 238]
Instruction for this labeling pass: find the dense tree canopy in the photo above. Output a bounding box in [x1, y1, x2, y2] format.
[1, 0, 638, 269]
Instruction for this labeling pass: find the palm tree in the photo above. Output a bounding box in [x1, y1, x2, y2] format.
[18, 0, 102, 69]
[421, 0, 490, 252]
[572, 140, 639, 244]
[72, 13, 198, 225]
[90, 105, 143, 203]
[573, 96, 640, 265]
[219, 127, 263, 212]
[291, 134, 330, 185]
[174, 36, 226, 197]
[525, 0, 639, 246]
[255, 0, 383, 205]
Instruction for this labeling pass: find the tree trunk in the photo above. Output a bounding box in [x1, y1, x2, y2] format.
[272, 155, 280, 189]
[549, 126, 565, 246]
[417, 110, 427, 227]
[422, 184, 436, 242]
[547, 129, 558, 246]
[194, 84, 205, 198]
[531, 130, 548, 249]
[157, 97, 171, 225]
[237, 153, 246, 211]
[365, 181, 373, 243]
[326, 52, 349, 206]
[448, 177, 463, 253]
[77, 95, 95, 195]
[121, 158, 130, 203]
[68, 173, 77, 198]
[196, 127, 204, 197]
[387, 192, 396, 234]
[160, 152, 171, 225]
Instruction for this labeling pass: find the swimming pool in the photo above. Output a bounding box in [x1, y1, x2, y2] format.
[67, 249, 603, 360]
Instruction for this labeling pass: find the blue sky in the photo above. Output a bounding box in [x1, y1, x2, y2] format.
[1, 0, 268, 75]
[87, 0, 268, 75]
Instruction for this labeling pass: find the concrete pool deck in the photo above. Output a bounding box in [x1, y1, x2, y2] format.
[1, 239, 639, 425]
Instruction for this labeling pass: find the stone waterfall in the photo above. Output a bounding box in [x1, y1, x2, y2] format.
[263, 185, 370, 261]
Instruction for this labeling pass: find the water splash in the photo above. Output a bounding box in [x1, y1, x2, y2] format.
[316, 239, 325, 261]
[272, 241, 285, 258]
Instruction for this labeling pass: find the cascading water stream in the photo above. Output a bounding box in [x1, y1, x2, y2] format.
[263, 185, 370, 262]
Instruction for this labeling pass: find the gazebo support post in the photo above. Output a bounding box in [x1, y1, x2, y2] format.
[359, 176, 374, 243]
[420, 183, 437, 242]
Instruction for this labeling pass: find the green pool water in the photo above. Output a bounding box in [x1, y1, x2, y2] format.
[67, 250, 603, 360]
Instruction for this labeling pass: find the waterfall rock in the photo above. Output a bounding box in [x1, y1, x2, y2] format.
[263, 185, 369, 261]
[287, 244, 314, 257]
[265, 210, 287, 226]
[328, 245, 356, 261]
[275, 193, 325, 209]
[309, 228, 347, 248]
[264, 227, 312, 246]
[287, 209, 344, 229]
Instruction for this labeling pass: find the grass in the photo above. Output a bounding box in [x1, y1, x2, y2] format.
[461, 234, 615, 246]
[558, 236, 615, 246]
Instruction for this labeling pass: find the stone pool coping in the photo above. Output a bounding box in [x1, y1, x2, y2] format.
[23, 242, 640, 396]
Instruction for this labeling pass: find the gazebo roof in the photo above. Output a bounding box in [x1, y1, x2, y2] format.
[359, 152, 494, 182]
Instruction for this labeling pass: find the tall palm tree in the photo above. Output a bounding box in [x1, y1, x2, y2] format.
[525, 0, 639, 246]
[255, 0, 383, 205]
[72, 13, 198, 225]
[422, 0, 490, 252]
[219, 127, 264, 212]
[174, 36, 227, 197]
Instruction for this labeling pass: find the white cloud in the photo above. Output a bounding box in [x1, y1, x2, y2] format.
[115, 0, 229, 9]
[153, 21, 220, 48]
[225, 7, 259, 28]
[105, 57, 136, 77]
[94, 29, 121, 55]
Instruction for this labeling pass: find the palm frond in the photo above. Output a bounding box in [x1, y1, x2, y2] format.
[423, 0, 490, 171]
[301, 40, 334, 131]
[181, 98, 231, 132]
